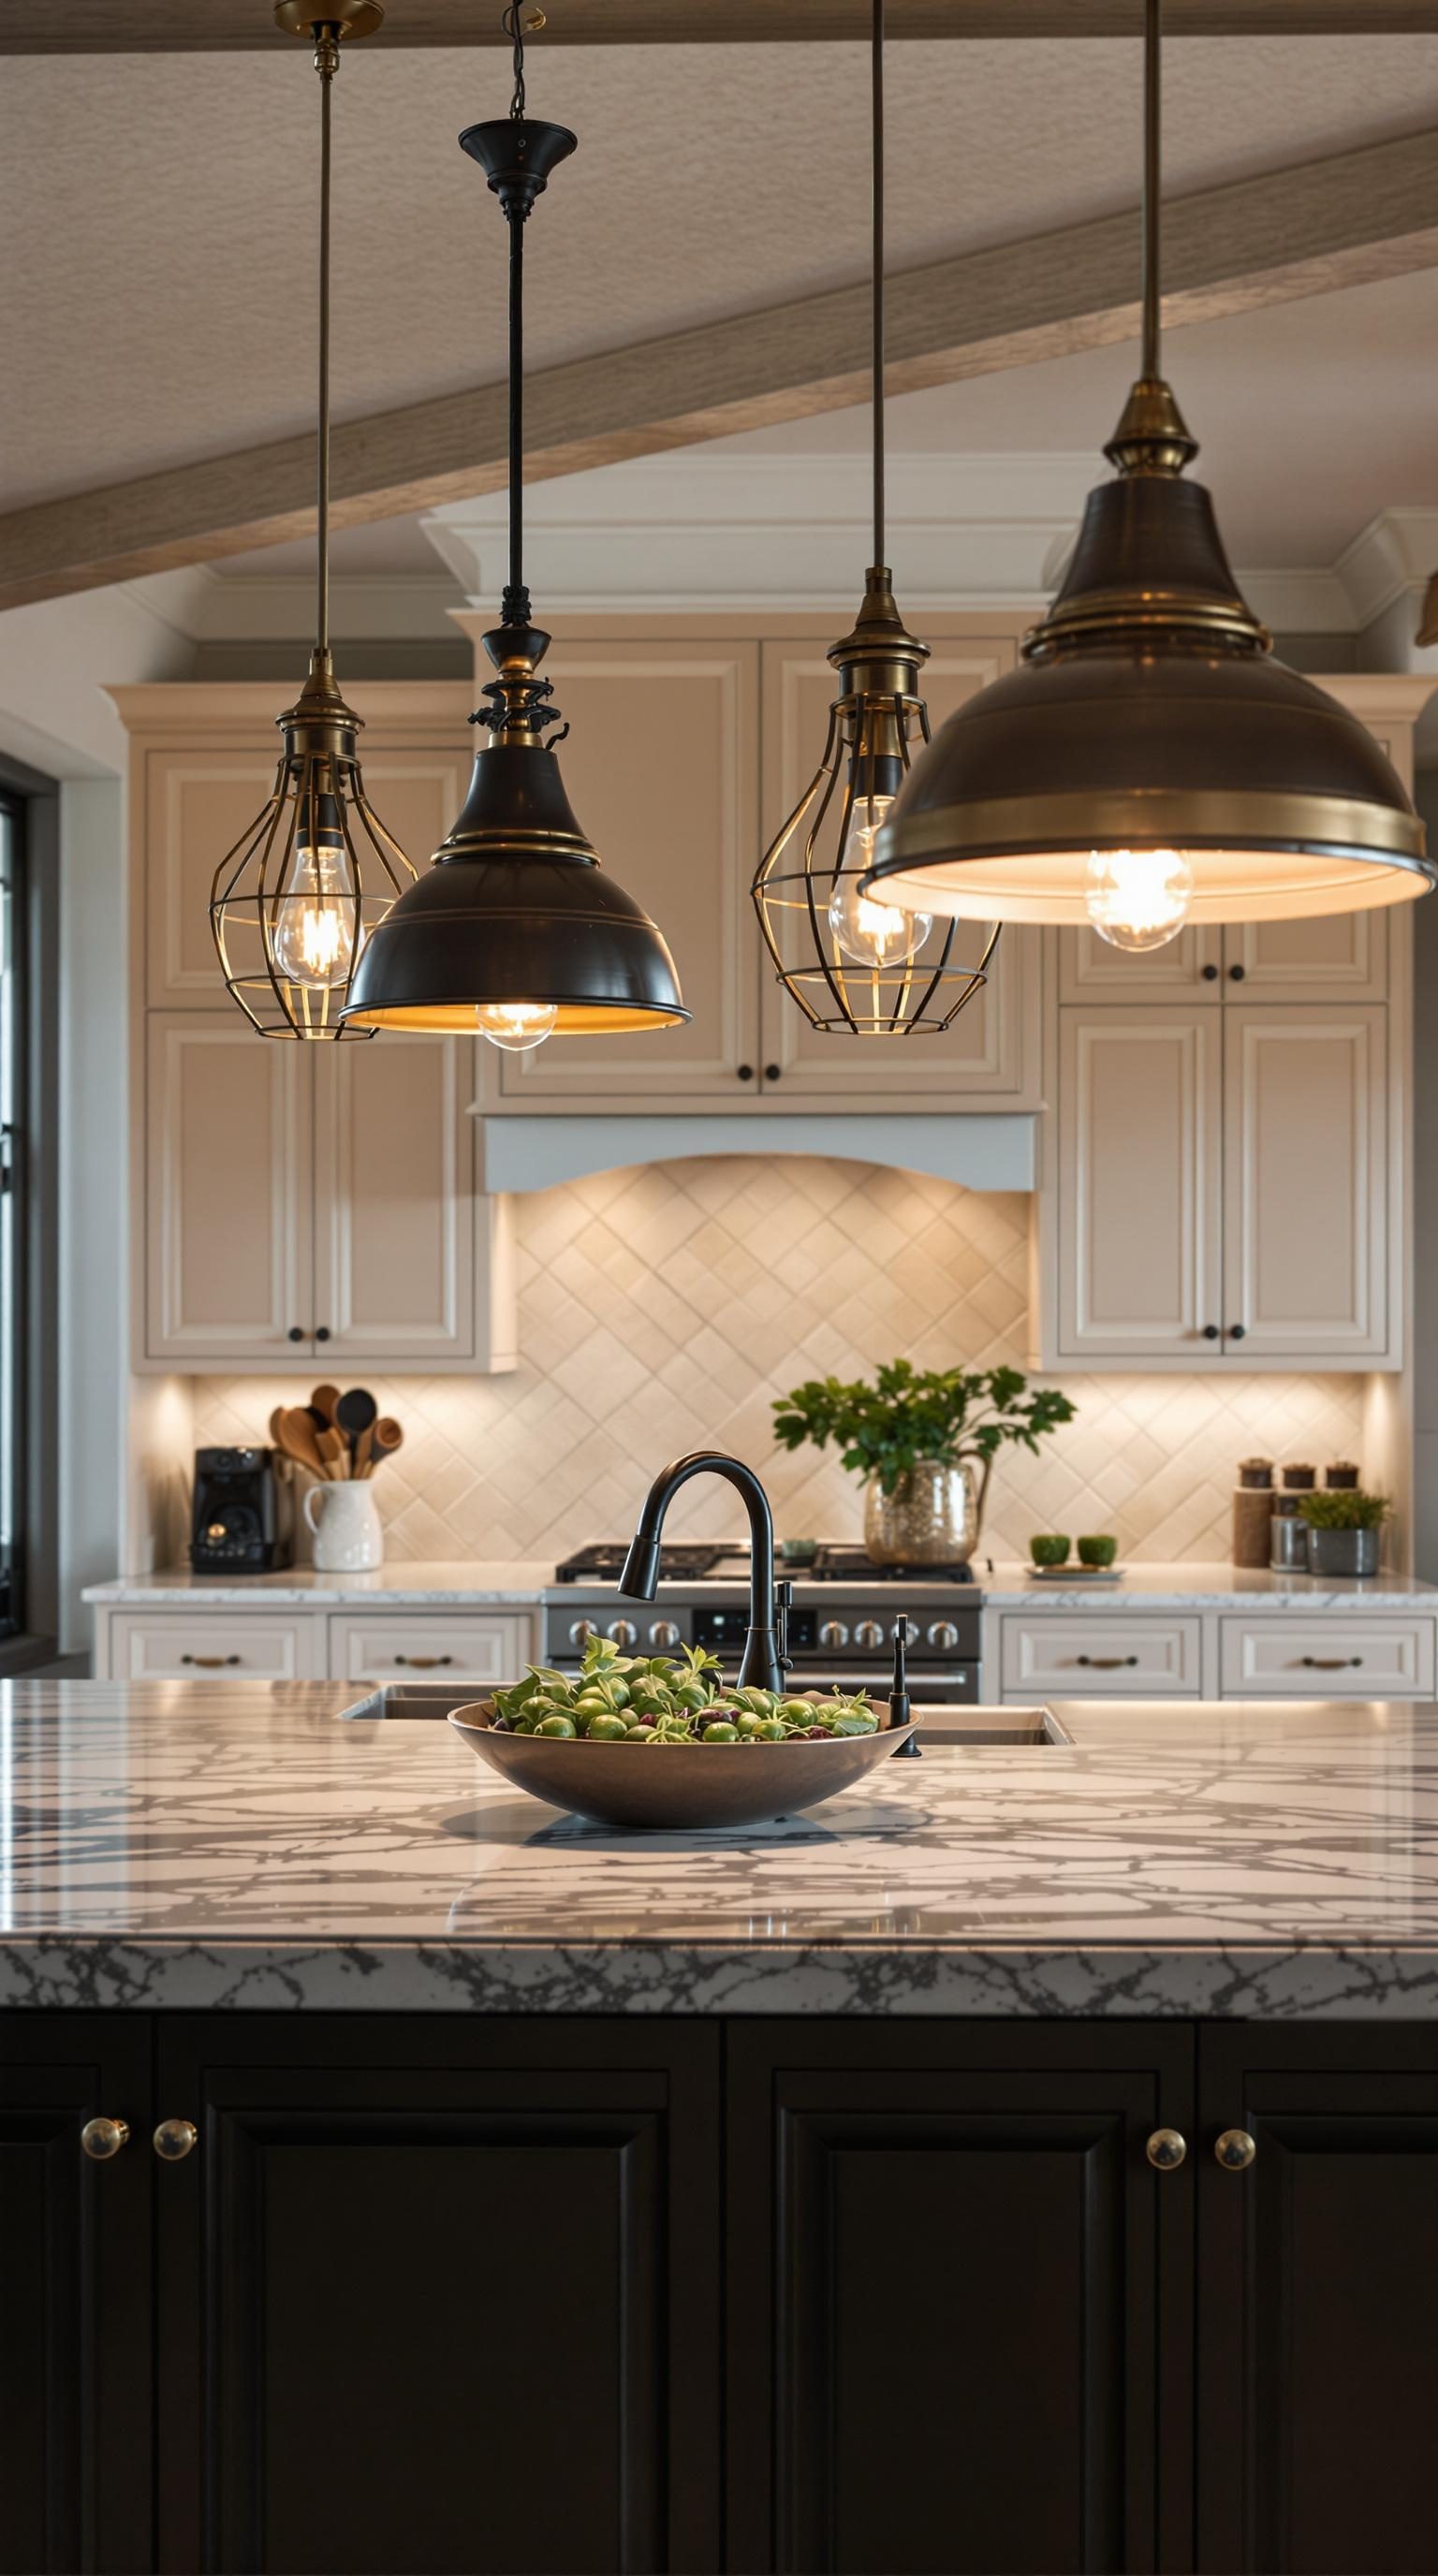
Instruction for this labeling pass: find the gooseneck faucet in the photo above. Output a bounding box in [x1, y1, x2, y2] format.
[618, 1452, 789, 1692]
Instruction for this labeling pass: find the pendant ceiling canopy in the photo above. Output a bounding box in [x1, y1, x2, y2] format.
[341, 7, 686, 1050]
[861, 0, 1434, 948]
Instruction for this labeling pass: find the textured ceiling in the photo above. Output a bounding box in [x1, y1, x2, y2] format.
[3, 35, 1438, 512]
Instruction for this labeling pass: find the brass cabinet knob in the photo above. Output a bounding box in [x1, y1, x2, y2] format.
[153, 2117, 198, 2162]
[1145, 2127, 1187, 2171]
[81, 2115, 130, 2160]
[1215, 2127, 1256, 2170]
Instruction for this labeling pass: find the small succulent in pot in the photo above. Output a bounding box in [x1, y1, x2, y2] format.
[1077, 1534, 1119, 1568]
[1029, 1533, 1072, 1568]
[1296, 1488, 1390, 1578]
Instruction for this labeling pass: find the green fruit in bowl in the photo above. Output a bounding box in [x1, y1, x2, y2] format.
[1029, 1533, 1071, 1568]
[1077, 1534, 1118, 1568]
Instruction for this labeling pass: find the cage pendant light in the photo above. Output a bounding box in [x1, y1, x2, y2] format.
[750, 0, 998, 1037]
[210, 2, 417, 1041]
[340, 7, 686, 1046]
[863, 0, 1433, 945]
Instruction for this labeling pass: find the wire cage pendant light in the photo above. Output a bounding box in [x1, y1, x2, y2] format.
[862, 0, 1432, 949]
[210, 2, 417, 1040]
[340, 6, 686, 1047]
[750, 0, 998, 1037]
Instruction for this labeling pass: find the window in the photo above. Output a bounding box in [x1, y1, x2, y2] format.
[0, 793, 25, 1635]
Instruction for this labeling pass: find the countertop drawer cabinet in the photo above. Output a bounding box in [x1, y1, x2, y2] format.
[110, 1612, 321, 1682]
[1218, 1616, 1436, 1698]
[1001, 1612, 1203, 1696]
[329, 1612, 533, 1687]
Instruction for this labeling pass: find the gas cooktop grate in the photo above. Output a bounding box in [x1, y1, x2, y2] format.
[552, 1542, 977, 1585]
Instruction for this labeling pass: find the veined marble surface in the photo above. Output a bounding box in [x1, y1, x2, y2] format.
[6, 1683, 1438, 2018]
[981, 1562, 1438, 1609]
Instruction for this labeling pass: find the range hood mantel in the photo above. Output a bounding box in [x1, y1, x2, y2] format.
[473, 1112, 1035, 1195]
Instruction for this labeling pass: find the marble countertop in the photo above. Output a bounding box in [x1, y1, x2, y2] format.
[83, 1560, 1438, 1611]
[7, 1681, 1438, 2019]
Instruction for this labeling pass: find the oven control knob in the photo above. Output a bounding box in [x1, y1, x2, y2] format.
[648, 1619, 681, 1649]
[606, 1619, 638, 1649]
[926, 1620, 961, 1651]
[855, 1618, 885, 1650]
[568, 1618, 598, 1647]
[818, 1618, 850, 1651]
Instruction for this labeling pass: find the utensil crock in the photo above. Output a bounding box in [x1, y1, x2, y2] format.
[304, 1479, 383, 1572]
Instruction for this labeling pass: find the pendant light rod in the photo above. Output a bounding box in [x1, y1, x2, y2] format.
[871, 0, 885, 569]
[315, 22, 338, 658]
[504, 1, 533, 623]
[1141, 0, 1161, 384]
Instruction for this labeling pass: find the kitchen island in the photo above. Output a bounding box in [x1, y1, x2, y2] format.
[7, 1681, 1438, 2576]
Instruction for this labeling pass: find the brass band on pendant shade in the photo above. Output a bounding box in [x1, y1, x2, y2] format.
[862, 0, 1433, 935]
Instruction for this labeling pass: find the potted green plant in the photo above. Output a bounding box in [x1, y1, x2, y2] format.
[772, 1361, 1077, 1567]
[1297, 1488, 1391, 1578]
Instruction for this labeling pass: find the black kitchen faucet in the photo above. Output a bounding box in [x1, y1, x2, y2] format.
[618, 1452, 791, 1692]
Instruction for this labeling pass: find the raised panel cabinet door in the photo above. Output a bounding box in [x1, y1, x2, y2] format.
[0, 2014, 153, 2576]
[312, 1032, 478, 1362]
[726, 2022, 1195, 2576]
[1058, 924, 1224, 1004]
[154, 2014, 722, 2576]
[756, 639, 1040, 1104]
[1222, 1006, 1387, 1361]
[488, 639, 760, 1103]
[1221, 913, 1387, 1003]
[144, 741, 471, 1011]
[145, 1017, 312, 1362]
[1057, 1008, 1224, 1361]
[1197, 2025, 1438, 2575]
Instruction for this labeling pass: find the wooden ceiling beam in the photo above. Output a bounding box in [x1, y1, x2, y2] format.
[7, 1, 1438, 44]
[3, 122, 1436, 614]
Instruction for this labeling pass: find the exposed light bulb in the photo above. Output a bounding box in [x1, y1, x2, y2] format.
[271, 806, 358, 991]
[477, 1002, 559, 1053]
[1084, 846, 1194, 953]
[828, 794, 932, 966]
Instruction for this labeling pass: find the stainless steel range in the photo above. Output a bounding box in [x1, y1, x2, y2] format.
[544, 1542, 983, 1701]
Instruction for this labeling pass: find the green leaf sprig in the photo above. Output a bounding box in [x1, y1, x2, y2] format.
[771, 1358, 1077, 1498]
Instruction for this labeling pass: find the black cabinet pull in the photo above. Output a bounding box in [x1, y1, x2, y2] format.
[764, 1063, 782, 1082]
[1077, 1654, 1139, 1670]
[1202, 1325, 1220, 1340]
[1201, 963, 1219, 982]
[1301, 1655, 1363, 1670]
[737, 1064, 755, 1082]
[1228, 1324, 1247, 1340]
[1228, 962, 1246, 981]
[287, 1326, 305, 1344]
[315, 1326, 331, 1343]
[181, 1653, 241, 1668]
[394, 1654, 453, 1670]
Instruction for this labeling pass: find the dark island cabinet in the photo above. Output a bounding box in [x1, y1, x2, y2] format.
[1196, 2023, 1438, 2576]
[725, 2023, 1196, 2576]
[152, 2016, 723, 2576]
[0, 2013, 154, 2576]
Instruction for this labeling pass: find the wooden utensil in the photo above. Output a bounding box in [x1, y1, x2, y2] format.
[334, 1387, 378, 1478]
[316, 1426, 349, 1479]
[311, 1384, 341, 1424]
[354, 1422, 374, 1478]
[276, 1407, 328, 1478]
[360, 1418, 404, 1477]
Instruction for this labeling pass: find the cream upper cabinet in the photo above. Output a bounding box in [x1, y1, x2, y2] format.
[1222, 1005, 1388, 1360]
[313, 1034, 492, 1365]
[146, 1016, 312, 1362]
[755, 636, 1040, 1105]
[1058, 924, 1225, 1003]
[1055, 1008, 1224, 1362]
[483, 638, 761, 1104]
[1058, 916, 1387, 1005]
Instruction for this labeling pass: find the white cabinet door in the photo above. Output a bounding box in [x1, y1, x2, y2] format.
[110, 1612, 321, 1681]
[1219, 1615, 1434, 1698]
[1223, 1006, 1388, 1360]
[330, 1613, 534, 1686]
[756, 637, 1040, 1104]
[1222, 914, 1388, 1003]
[145, 1017, 312, 1362]
[1056, 1009, 1223, 1361]
[1057, 924, 1224, 1004]
[1000, 1613, 1203, 1697]
[313, 1033, 481, 1364]
[487, 639, 760, 1105]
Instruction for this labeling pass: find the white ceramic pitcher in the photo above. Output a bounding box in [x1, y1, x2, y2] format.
[304, 1480, 383, 1573]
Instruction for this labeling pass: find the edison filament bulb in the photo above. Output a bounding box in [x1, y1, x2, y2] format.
[1084, 846, 1194, 953]
[476, 1002, 560, 1053]
[828, 792, 932, 967]
[271, 796, 359, 991]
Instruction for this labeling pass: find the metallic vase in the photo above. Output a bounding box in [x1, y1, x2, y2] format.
[863, 1459, 983, 1568]
[1306, 1526, 1380, 1578]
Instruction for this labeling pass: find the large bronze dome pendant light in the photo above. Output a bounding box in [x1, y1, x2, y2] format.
[862, 0, 1433, 949]
[210, 3, 418, 1040]
[341, 8, 687, 1048]
[750, 0, 998, 1035]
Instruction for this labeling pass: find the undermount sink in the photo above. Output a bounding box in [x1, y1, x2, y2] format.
[339, 1686, 1070, 1744]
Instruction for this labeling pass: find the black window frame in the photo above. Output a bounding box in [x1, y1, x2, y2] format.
[0, 757, 59, 1667]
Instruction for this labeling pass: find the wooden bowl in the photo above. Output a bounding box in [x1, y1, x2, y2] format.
[448, 1699, 915, 1830]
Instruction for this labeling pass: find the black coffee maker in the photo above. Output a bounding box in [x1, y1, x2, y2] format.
[191, 1448, 293, 1575]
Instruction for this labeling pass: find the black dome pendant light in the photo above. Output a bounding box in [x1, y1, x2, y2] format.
[341, 5, 687, 1047]
[210, 2, 418, 1040]
[751, 0, 998, 1035]
[863, 0, 1433, 949]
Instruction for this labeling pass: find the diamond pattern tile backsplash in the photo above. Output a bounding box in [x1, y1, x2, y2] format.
[192, 1156, 1367, 1566]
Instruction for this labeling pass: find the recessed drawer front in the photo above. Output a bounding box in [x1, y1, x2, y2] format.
[112, 1613, 320, 1681]
[1219, 1617, 1436, 1697]
[1000, 1613, 1202, 1696]
[329, 1613, 534, 1687]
